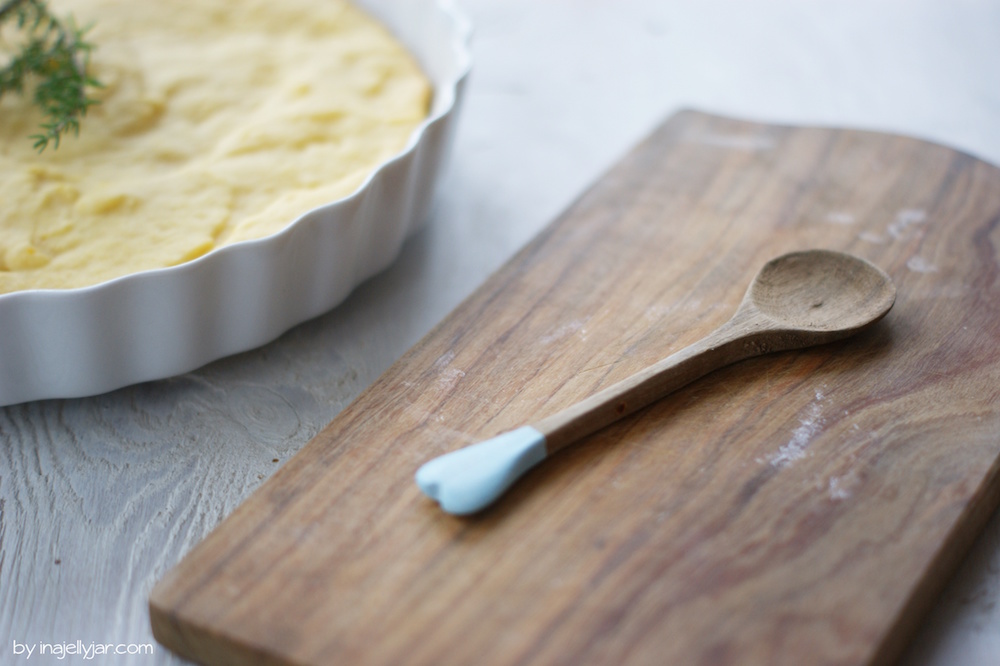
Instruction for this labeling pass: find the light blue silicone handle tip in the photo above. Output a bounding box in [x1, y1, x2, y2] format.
[415, 426, 548, 515]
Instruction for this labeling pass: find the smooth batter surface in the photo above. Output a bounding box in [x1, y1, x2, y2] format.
[0, 0, 430, 293]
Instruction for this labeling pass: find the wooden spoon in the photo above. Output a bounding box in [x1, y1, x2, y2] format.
[416, 249, 896, 515]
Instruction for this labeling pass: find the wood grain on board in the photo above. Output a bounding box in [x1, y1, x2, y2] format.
[150, 110, 1000, 665]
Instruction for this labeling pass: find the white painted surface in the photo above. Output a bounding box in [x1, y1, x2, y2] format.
[2, 0, 999, 663]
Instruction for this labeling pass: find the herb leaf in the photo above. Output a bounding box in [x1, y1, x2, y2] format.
[0, 0, 103, 152]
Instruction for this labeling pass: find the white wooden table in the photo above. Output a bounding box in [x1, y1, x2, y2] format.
[3, 1, 999, 663]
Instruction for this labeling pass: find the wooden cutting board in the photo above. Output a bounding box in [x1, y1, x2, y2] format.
[150, 110, 1000, 666]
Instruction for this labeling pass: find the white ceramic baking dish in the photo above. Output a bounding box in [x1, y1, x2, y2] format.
[0, 0, 471, 406]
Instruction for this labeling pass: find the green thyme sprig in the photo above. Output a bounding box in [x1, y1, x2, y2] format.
[0, 0, 102, 152]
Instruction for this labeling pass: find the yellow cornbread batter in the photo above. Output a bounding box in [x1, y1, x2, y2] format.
[0, 0, 430, 293]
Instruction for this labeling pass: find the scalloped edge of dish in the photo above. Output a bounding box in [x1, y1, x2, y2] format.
[0, 0, 472, 406]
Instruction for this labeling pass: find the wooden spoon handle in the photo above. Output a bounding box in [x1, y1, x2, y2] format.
[414, 316, 769, 515]
[534, 320, 760, 453]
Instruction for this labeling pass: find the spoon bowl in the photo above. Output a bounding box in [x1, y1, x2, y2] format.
[748, 250, 896, 333]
